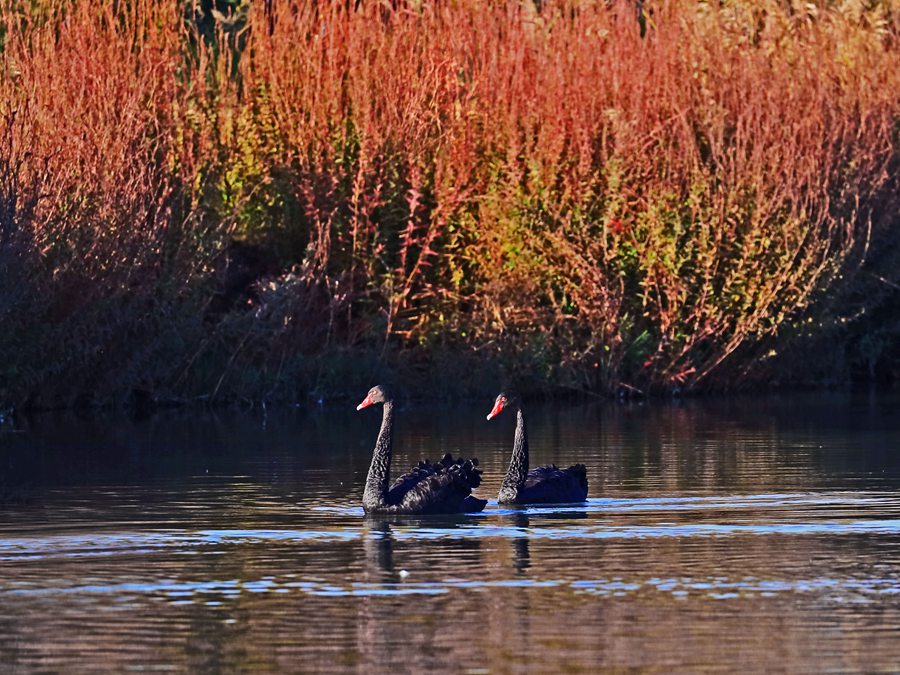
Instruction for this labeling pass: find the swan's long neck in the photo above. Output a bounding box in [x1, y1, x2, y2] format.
[499, 405, 528, 501]
[363, 401, 393, 511]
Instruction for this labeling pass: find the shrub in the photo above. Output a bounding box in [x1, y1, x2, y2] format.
[0, 0, 898, 406]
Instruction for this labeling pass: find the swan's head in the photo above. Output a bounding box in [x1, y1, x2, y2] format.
[486, 391, 518, 421]
[356, 385, 392, 411]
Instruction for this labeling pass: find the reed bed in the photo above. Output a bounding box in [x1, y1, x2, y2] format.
[1, 0, 898, 407]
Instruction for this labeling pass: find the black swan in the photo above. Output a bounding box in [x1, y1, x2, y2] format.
[487, 391, 588, 504]
[357, 385, 487, 515]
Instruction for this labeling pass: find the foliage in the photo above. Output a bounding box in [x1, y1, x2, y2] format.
[0, 0, 898, 407]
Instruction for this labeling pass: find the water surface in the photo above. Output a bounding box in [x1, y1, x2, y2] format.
[2, 393, 900, 672]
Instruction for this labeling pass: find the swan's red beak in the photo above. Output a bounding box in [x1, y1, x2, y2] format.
[486, 398, 505, 421]
[356, 395, 374, 411]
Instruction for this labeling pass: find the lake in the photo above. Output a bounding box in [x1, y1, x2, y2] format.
[1, 392, 900, 672]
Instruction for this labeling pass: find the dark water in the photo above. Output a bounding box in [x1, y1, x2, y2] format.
[2, 393, 900, 672]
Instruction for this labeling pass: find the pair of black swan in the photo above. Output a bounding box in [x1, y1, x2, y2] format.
[356, 386, 588, 515]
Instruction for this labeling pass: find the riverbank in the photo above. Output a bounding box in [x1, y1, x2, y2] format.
[1, 0, 898, 411]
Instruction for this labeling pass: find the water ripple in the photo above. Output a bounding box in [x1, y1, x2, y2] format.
[3, 573, 899, 603]
[2, 512, 900, 561]
[312, 492, 900, 519]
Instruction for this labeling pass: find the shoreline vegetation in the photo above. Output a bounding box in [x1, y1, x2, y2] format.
[0, 0, 898, 411]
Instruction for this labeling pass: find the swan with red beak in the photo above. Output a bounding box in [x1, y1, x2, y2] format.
[356, 385, 487, 515]
[487, 390, 588, 504]
[486, 393, 509, 421]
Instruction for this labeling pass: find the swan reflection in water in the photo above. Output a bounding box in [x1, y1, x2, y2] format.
[361, 507, 590, 585]
[356, 516, 487, 671]
[361, 515, 488, 579]
[502, 507, 589, 574]
[362, 520, 397, 582]
[508, 511, 531, 574]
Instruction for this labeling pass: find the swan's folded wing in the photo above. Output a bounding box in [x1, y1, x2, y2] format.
[524, 464, 566, 487]
[385, 459, 446, 505]
[387, 454, 482, 514]
[523, 463, 588, 502]
[525, 464, 586, 487]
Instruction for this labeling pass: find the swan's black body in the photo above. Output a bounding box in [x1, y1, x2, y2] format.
[488, 392, 588, 504]
[358, 386, 487, 515]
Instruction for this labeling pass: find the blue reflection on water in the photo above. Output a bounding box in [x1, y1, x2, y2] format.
[3, 573, 900, 603]
[3, 492, 900, 562]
